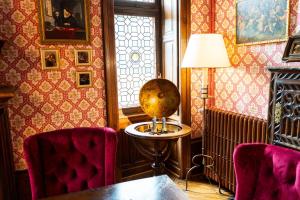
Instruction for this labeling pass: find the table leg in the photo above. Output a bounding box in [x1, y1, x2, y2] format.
[131, 138, 177, 176]
[152, 143, 164, 175]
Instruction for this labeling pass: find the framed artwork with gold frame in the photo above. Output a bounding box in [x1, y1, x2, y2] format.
[236, 0, 289, 45]
[76, 71, 93, 88]
[38, 0, 90, 44]
[41, 49, 60, 70]
[282, 34, 300, 62]
[74, 49, 92, 66]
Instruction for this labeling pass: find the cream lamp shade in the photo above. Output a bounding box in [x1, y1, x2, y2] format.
[181, 34, 231, 68]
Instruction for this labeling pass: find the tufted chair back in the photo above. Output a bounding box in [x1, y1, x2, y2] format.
[24, 127, 118, 200]
[234, 143, 300, 200]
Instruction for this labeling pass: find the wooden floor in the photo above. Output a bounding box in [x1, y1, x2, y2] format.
[172, 178, 233, 200]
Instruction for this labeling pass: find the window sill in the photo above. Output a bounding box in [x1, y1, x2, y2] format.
[119, 110, 151, 130]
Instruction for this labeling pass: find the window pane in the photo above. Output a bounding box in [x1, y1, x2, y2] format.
[115, 15, 156, 108]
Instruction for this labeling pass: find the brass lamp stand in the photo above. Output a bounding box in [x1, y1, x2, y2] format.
[185, 86, 222, 194]
[181, 34, 231, 194]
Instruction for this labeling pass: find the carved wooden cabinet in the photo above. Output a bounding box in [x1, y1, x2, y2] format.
[0, 86, 16, 200]
[267, 67, 300, 150]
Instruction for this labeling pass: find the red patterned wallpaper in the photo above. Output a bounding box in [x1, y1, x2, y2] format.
[214, 0, 300, 119]
[190, 0, 211, 138]
[190, 0, 300, 138]
[0, 0, 107, 170]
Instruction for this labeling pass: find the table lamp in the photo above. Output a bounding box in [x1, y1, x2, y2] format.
[182, 34, 231, 193]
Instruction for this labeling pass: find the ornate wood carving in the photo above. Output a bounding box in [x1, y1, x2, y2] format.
[267, 67, 300, 150]
[0, 86, 16, 200]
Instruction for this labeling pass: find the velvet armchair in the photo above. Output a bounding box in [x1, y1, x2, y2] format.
[24, 127, 118, 200]
[234, 143, 300, 200]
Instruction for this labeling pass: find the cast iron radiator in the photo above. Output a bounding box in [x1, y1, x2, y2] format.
[204, 108, 268, 192]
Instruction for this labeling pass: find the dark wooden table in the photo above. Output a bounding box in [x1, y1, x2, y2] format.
[41, 175, 188, 200]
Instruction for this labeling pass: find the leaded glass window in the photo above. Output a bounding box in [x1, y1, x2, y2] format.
[115, 15, 156, 108]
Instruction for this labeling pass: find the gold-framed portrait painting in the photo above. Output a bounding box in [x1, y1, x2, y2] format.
[282, 35, 300, 62]
[76, 71, 93, 88]
[41, 49, 60, 70]
[236, 0, 289, 45]
[74, 49, 92, 66]
[39, 0, 90, 43]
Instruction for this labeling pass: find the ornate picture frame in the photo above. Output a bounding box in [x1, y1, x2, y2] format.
[76, 71, 93, 88]
[40, 49, 60, 70]
[38, 0, 90, 44]
[236, 0, 289, 45]
[282, 35, 300, 62]
[74, 49, 92, 66]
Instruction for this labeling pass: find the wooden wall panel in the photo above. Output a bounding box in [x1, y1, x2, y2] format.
[0, 87, 16, 200]
[15, 170, 31, 200]
[117, 130, 153, 182]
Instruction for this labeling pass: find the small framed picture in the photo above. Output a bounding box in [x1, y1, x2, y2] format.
[75, 49, 92, 66]
[41, 49, 60, 70]
[76, 71, 92, 88]
[282, 35, 300, 62]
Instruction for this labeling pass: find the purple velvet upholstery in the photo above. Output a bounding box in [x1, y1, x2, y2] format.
[234, 143, 300, 200]
[24, 127, 118, 200]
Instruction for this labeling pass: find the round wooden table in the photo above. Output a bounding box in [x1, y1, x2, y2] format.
[125, 122, 191, 175]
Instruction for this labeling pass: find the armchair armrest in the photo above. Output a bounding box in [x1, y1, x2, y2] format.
[233, 143, 267, 200]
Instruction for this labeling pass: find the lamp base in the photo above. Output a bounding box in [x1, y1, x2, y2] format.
[185, 92, 222, 194]
[185, 154, 222, 194]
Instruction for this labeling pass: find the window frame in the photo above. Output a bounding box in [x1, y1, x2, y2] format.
[114, 0, 162, 113]
[103, 0, 119, 130]
[103, 0, 191, 130]
[114, 0, 160, 10]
